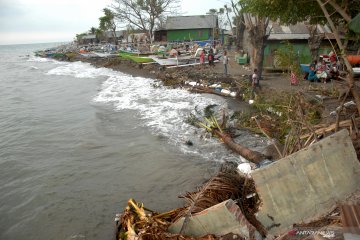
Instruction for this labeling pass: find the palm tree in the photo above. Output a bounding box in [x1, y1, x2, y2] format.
[89, 27, 97, 34]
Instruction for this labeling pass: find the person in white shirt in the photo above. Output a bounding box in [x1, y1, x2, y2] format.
[251, 68, 261, 97]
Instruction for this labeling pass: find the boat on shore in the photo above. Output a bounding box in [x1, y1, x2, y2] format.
[149, 55, 195, 66]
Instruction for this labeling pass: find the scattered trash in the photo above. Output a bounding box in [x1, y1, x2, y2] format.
[246, 193, 257, 199]
[343, 100, 356, 108]
[315, 94, 327, 100]
[266, 107, 283, 117]
[221, 89, 231, 95]
[237, 163, 252, 174]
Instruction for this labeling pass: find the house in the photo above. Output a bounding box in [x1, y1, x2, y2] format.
[162, 15, 218, 42]
[241, 19, 336, 68]
[78, 31, 126, 45]
[80, 34, 96, 45]
[105, 31, 126, 44]
[123, 30, 149, 43]
[154, 29, 167, 42]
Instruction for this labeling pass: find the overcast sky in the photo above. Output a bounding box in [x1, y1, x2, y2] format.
[0, 0, 228, 45]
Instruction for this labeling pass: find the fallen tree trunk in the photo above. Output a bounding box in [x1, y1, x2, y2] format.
[213, 129, 269, 164]
[189, 86, 233, 98]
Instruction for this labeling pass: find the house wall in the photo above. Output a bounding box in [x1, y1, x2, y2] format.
[263, 41, 311, 68]
[167, 28, 211, 41]
[240, 30, 335, 69]
[80, 38, 96, 45]
[263, 41, 334, 68]
[154, 30, 167, 42]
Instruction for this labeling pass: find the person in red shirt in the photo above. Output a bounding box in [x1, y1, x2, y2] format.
[329, 51, 337, 63]
[208, 49, 215, 67]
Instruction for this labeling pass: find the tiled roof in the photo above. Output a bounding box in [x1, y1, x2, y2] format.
[243, 14, 334, 40]
[268, 22, 310, 40]
[165, 15, 217, 30]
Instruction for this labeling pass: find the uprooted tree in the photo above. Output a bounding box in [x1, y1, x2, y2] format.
[111, 0, 180, 44]
[238, 0, 360, 116]
[188, 106, 270, 164]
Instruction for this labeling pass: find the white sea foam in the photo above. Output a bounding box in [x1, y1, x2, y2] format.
[47, 61, 111, 78]
[46, 61, 254, 162]
[27, 56, 65, 65]
[92, 70, 246, 161]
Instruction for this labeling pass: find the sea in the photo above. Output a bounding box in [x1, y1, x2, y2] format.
[0, 42, 266, 240]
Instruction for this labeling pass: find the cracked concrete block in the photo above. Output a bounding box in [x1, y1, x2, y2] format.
[168, 199, 256, 238]
[252, 129, 360, 236]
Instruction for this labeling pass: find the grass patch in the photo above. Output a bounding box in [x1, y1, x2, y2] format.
[119, 53, 154, 63]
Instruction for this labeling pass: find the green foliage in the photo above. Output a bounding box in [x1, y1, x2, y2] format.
[65, 52, 77, 59]
[95, 28, 104, 41]
[238, 0, 359, 26]
[119, 53, 154, 63]
[184, 113, 199, 126]
[349, 13, 360, 34]
[75, 32, 87, 41]
[185, 105, 218, 127]
[99, 8, 116, 31]
[237, 80, 253, 102]
[204, 104, 218, 118]
[274, 41, 302, 76]
[238, 0, 325, 25]
[89, 27, 97, 34]
[306, 108, 322, 125]
[234, 91, 293, 141]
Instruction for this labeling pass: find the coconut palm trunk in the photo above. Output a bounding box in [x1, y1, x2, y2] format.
[213, 130, 268, 164]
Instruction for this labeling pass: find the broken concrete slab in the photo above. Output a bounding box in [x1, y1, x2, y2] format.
[252, 129, 360, 236]
[168, 199, 257, 238]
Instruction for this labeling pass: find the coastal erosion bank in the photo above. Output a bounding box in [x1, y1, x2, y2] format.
[43, 50, 360, 240]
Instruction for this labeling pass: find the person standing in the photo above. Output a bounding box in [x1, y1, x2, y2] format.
[199, 49, 205, 65]
[208, 49, 215, 67]
[223, 50, 229, 75]
[251, 68, 261, 97]
[290, 70, 298, 85]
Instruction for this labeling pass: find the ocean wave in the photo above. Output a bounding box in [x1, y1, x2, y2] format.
[27, 56, 64, 64]
[46, 61, 111, 78]
[46, 61, 258, 163]
[92, 69, 247, 162]
[27, 56, 52, 62]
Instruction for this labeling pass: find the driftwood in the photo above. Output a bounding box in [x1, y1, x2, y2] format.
[213, 129, 269, 164]
[300, 117, 360, 139]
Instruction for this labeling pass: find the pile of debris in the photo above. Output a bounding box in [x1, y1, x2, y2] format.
[114, 129, 360, 240]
